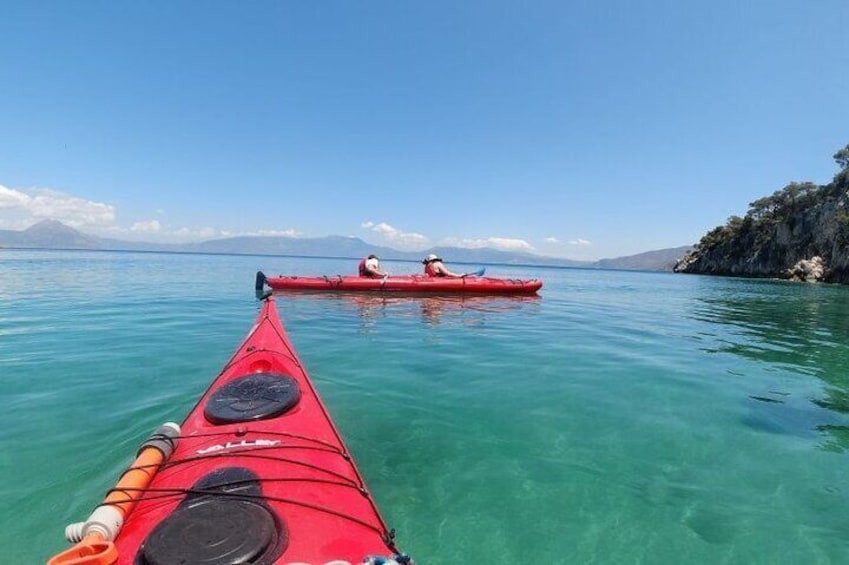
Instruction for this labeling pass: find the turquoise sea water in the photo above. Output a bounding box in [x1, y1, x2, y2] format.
[2, 249, 849, 564]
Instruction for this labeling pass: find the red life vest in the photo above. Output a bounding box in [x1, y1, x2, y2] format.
[360, 257, 382, 277]
[424, 262, 441, 277]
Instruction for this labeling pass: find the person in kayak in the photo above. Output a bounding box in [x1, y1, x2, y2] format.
[422, 254, 462, 277]
[359, 254, 388, 277]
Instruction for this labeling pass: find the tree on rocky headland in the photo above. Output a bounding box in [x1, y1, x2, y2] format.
[834, 144, 849, 171]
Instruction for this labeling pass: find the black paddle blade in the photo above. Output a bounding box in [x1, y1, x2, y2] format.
[255, 271, 267, 292]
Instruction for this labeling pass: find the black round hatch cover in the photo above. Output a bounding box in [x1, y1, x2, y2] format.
[140, 499, 279, 565]
[204, 373, 301, 425]
[138, 467, 287, 565]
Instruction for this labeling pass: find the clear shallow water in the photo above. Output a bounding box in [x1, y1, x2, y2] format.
[2, 250, 848, 564]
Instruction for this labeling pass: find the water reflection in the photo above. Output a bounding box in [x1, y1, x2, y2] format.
[691, 281, 849, 450]
[266, 290, 541, 328]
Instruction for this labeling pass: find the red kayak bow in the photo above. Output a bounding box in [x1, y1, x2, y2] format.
[50, 296, 410, 565]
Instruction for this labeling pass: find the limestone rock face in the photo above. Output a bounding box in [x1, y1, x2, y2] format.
[785, 256, 826, 282]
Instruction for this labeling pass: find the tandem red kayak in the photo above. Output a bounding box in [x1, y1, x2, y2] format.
[49, 296, 411, 565]
[257, 270, 543, 295]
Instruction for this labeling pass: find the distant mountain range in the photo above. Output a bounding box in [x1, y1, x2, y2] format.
[0, 220, 692, 271]
[596, 245, 695, 272]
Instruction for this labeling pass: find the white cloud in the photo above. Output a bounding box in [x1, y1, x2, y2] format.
[441, 236, 534, 252]
[0, 183, 305, 244]
[569, 238, 592, 246]
[174, 226, 218, 239]
[0, 185, 30, 208]
[158, 226, 300, 242]
[257, 228, 299, 237]
[106, 224, 222, 243]
[544, 236, 559, 243]
[131, 219, 161, 233]
[0, 184, 115, 228]
[361, 221, 428, 248]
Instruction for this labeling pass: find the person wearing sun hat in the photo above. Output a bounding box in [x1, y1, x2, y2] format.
[421, 254, 462, 277]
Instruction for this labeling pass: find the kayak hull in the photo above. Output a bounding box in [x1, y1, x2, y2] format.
[110, 297, 400, 564]
[265, 274, 543, 295]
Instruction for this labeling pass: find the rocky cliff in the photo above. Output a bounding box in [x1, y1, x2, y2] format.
[675, 144, 849, 283]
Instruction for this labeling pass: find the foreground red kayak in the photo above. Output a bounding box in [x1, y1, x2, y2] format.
[258, 271, 543, 295]
[50, 296, 410, 565]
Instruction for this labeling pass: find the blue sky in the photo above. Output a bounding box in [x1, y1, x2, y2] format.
[1, 1, 847, 260]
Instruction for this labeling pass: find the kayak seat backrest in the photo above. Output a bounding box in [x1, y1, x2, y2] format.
[204, 373, 301, 425]
[136, 467, 287, 565]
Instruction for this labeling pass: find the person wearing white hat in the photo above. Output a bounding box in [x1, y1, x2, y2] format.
[422, 254, 462, 277]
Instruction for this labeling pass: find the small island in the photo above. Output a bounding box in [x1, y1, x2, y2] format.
[676, 144, 849, 284]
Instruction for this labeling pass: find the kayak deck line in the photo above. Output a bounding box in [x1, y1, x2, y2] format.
[50, 294, 412, 565]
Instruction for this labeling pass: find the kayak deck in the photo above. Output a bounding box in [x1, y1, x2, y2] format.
[106, 297, 403, 563]
[262, 272, 543, 295]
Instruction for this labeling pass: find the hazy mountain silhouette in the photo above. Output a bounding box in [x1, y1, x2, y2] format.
[0, 220, 690, 271]
[596, 245, 694, 271]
